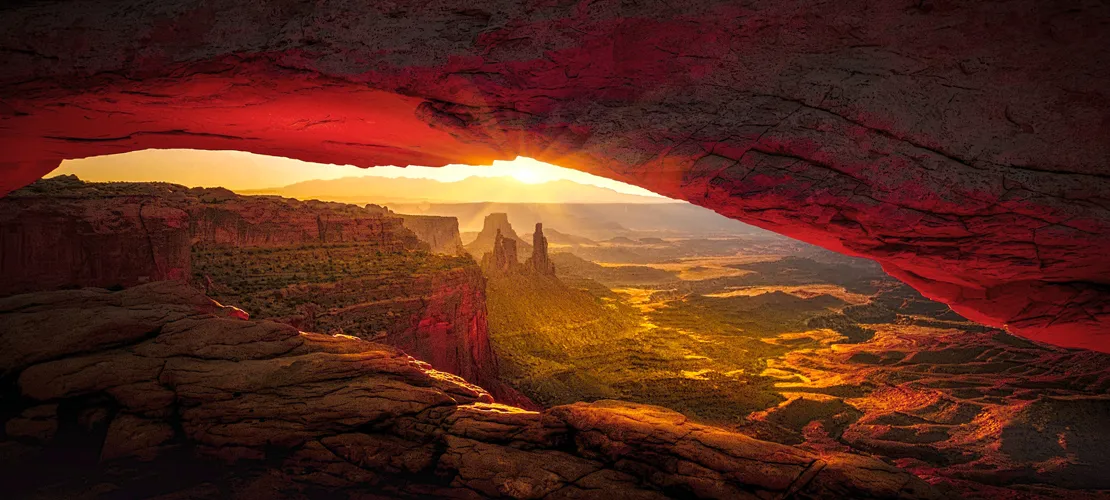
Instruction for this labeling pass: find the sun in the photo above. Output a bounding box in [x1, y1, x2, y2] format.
[510, 163, 546, 184]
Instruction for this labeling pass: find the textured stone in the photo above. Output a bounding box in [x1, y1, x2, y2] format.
[0, 188, 191, 295]
[1, 177, 508, 406]
[439, 435, 605, 499]
[4, 404, 58, 443]
[0, 282, 943, 499]
[100, 413, 176, 461]
[1, 0, 1106, 350]
[0, 178, 425, 296]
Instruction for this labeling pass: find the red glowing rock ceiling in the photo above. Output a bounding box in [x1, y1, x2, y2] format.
[0, 0, 1107, 351]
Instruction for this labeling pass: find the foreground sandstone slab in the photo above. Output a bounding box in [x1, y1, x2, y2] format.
[0, 281, 942, 499]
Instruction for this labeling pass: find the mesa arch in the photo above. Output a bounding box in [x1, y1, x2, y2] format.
[0, 0, 1107, 351]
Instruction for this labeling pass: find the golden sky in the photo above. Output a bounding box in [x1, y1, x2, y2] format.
[49, 149, 665, 198]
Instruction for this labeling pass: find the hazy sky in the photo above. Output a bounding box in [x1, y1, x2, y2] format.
[49, 149, 665, 198]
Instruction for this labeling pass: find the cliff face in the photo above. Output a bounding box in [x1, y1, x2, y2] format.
[240, 259, 499, 389]
[183, 187, 421, 250]
[0, 177, 192, 296]
[403, 266, 495, 385]
[397, 213, 465, 255]
[0, 177, 501, 399]
[0, 178, 426, 296]
[0, 281, 941, 500]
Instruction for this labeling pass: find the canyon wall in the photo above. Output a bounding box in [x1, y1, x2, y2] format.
[0, 177, 192, 296]
[0, 281, 941, 500]
[0, 177, 426, 298]
[0, 0, 1105, 350]
[249, 261, 499, 389]
[398, 213, 465, 255]
[0, 177, 502, 399]
[400, 267, 493, 384]
[187, 187, 419, 250]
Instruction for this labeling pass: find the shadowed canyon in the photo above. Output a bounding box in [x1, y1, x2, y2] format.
[1, 1, 1109, 499]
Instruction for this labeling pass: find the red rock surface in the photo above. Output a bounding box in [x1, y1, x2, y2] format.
[0, 177, 423, 295]
[0, 281, 943, 499]
[482, 229, 520, 275]
[379, 265, 496, 388]
[0, 180, 192, 295]
[0, 178, 506, 405]
[0, 1, 1107, 350]
[739, 322, 1110, 498]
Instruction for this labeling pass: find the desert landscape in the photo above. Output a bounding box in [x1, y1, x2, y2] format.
[2, 2, 1109, 497]
[1, 171, 1106, 499]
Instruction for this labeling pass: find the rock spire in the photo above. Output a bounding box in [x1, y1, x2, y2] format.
[527, 223, 556, 276]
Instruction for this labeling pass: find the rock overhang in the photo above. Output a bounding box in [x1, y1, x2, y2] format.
[0, 0, 1107, 351]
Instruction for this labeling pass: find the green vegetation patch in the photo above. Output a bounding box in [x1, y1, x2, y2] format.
[192, 242, 475, 327]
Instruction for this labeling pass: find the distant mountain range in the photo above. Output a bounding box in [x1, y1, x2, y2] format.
[397, 202, 776, 239]
[238, 174, 776, 239]
[240, 175, 675, 205]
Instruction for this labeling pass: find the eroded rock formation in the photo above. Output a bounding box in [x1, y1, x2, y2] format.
[0, 281, 942, 499]
[467, 212, 531, 260]
[527, 223, 557, 276]
[481, 229, 520, 275]
[480, 219, 559, 278]
[0, 177, 505, 400]
[0, 0, 1107, 350]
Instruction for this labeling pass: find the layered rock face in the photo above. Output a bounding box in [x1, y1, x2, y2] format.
[0, 177, 425, 295]
[1, 177, 503, 398]
[0, 281, 942, 499]
[224, 260, 499, 389]
[0, 176, 192, 295]
[187, 189, 415, 249]
[398, 213, 465, 255]
[0, 1, 1107, 350]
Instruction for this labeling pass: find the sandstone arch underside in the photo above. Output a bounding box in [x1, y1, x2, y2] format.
[1, 0, 1107, 351]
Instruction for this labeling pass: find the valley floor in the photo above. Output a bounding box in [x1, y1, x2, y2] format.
[486, 245, 1110, 499]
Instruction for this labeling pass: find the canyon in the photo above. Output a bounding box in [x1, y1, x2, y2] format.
[0, 1, 1108, 498]
[0, 281, 943, 499]
[2, 177, 1108, 497]
[480, 218, 1110, 498]
[0, 176, 502, 393]
[0, 0, 1108, 350]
